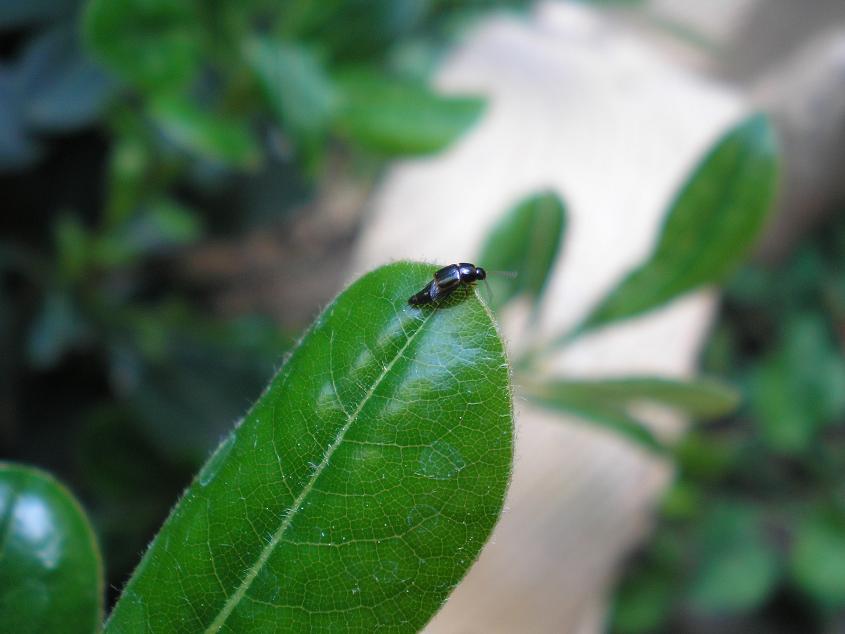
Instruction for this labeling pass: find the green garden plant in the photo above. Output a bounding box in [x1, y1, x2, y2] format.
[495, 114, 778, 451]
[2, 110, 779, 631]
[3, 262, 514, 632]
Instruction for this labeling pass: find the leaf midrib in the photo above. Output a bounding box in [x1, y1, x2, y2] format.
[204, 308, 434, 632]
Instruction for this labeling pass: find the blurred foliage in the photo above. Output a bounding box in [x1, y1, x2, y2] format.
[0, 0, 515, 606]
[612, 209, 845, 633]
[508, 115, 776, 457]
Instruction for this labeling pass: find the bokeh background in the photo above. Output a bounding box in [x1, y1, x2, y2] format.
[3, 1, 845, 632]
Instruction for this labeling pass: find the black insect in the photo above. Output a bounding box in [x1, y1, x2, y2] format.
[408, 262, 487, 306]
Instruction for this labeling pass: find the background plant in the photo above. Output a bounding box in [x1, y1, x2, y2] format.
[611, 209, 845, 633]
[0, 0, 514, 604]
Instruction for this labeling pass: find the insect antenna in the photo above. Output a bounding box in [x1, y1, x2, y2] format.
[488, 270, 518, 279]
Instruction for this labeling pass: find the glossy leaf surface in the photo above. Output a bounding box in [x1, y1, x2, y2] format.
[576, 114, 778, 335]
[0, 463, 103, 634]
[336, 72, 484, 155]
[478, 191, 566, 314]
[106, 261, 513, 632]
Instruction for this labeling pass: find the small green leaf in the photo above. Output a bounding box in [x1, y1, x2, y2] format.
[576, 114, 778, 335]
[478, 191, 566, 313]
[687, 504, 779, 615]
[335, 71, 484, 155]
[105, 262, 513, 632]
[26, 290, 88, 369]
[0, 463, 103, 634]
[612, 568, 675, 634]
[245, 37, 336, 163]
[93, 198, 203, 267]
[84, 0, 202, 92]
[748, 313, 845, 453]
[150, 96, 260, 168]
[790, 506, 845, 608]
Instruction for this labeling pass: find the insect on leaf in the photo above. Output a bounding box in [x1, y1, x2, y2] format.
[105, 261, 514, 633]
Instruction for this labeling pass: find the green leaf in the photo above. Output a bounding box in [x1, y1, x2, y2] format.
[105, 262, 513, 632]
[335, 71, 484, 155]
[523, 376, 739, 453]
[575, 114, 779, 336]
[84, 0, 202, 93]
[523, 383, 664, 453]
[26, 290, 88, 369]
[93, 198, 203, 267]
[687, 503, 779, 614]
[150, 96, 260, 168]
[612, 568, 675, 634]
[17, 25, 116, 132]
[532, 377, 739, 419]
[0, 0, 77, 29]
[477, 191, 566, 313]
[748, 313, 845, 453]
[790, 506, 845, 608]
[0, 463, 103, 634]
[245, 37, 336, 163]
[281, 0, 427, 63]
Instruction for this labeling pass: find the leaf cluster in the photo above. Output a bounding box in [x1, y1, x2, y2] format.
[611, 202, 845, 632]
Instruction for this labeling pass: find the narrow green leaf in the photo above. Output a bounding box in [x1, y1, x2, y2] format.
[335, 71, 484, 155]
[245, 37, 336, 163]
[524, 376, 739, 453]
[477, 191, 566, 313]
[84, 0, 202, 93]
[525, 388, 665, 454]
[576, 114, 779, 335]
[530, 377, 740, 420]
[106, 262, 513, 632]
[0, 463, 103, 634]
[150, 96, 260, 168]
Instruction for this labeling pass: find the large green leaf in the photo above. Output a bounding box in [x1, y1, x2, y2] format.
[335, 72, 484, 155]
[0, 463, 103, 634]
[105, 262, 513, 632]
[84, 0, 202, 93]
[574, 114, 779, 336]
[477, 191, 566, 314]
[245, 37, 336, 163]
